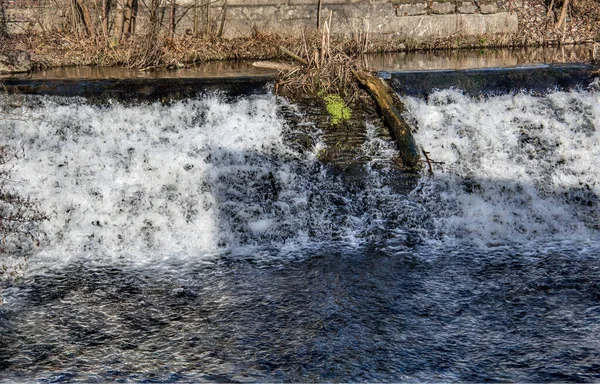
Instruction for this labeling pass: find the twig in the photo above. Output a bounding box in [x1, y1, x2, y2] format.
[421, 147, 444, 175]
[317, 0, 322, 29]
[547, 0, 554, 18]
[301, 29, 310, 65]
[555, 0, 570, 29]
[279, 45, 308, 66]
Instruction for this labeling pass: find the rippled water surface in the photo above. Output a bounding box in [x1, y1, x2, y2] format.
[1, 88, 599, 382]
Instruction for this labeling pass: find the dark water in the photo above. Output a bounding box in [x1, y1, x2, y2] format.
[384, 63, 600, 98]
[0, 84, 599, 382]
[3, 244, 600, 382]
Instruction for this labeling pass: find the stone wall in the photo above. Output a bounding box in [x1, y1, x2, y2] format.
[4, 0, 65, 34]
[217, 0, 517, 39]
[4, 0, 518, 39]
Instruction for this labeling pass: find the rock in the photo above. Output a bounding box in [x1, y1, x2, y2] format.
[0, 50, 32, 74]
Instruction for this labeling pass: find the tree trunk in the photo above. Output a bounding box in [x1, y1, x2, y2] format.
[169, 0, 176, 37]
[75, 0, 97, 38]
[193, 0, 199, 34]
[555, 0, 570, 29]
[317, 0, 322, 29]
[130, 0, 138, 36]
[114, 0, 126, 42]
[101, 0, 110, 38]
[353, 70, 420, 167]
[148, 0, 161, 35]
[0, 0, 7, 37]
[203, 0, 209, 34]
[252, 61, 296, 71]
[70, 0, 81, 37]
[123, 0, 133, 38]
[218, 0, 227, 37]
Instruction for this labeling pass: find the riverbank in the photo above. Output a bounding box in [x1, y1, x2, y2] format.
[1, 0, 599, 72]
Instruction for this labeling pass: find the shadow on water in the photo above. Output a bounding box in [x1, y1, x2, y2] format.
[2, 239, 600, 382]
[0, 145, 599, 382]
[384, 63, 600, 98]
[0, 77, 275, 103]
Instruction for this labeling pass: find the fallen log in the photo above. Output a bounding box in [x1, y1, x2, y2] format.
[252, 61, 296, 71]
[353, 70, 420, 167]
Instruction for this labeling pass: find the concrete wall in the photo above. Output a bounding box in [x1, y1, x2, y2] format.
[4, 0, 518, 39]
[213, 0, 517, 39]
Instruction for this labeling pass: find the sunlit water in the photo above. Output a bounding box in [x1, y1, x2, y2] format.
[0, 89, 599, 382]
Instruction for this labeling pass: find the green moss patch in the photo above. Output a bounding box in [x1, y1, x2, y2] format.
[323, 94, 352, 125]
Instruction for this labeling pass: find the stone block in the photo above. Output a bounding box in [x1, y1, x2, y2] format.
[256, 18, 316, 35]
[475, 0, 498, 13]
[0, 50, 31, 74]
[457, 12, 517, 34]
[395, 3, 427, 16]
[377, 12, 517, 38]
[321, 0, 367, 4]
[279, 5, 316, 19]
[210, 9, 517, 39]
[219, 19, 255, 39]
[330, 15, 398, 36]
[226, 0, 281, 6]
[288, 0, 317, 5]
[457, 1, 477, 13]
[430, 1, 456, 14]
[225, 5, 280, 20]
[322, 3, 397, 22]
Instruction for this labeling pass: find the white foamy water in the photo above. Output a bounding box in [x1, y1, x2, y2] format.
[405, 89, 600, 247]
[1, 94, 334, 265]
[1, 89, 599, 271]
[2, 93, 415, 271]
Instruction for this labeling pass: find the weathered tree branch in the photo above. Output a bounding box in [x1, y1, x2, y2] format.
[353, 70, 420, 167]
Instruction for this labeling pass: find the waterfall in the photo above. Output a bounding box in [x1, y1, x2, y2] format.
[1, 89, 599, 268]
[405, 89, 600, 248]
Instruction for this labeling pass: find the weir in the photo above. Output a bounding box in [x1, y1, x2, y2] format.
[0, 55, 599, 382]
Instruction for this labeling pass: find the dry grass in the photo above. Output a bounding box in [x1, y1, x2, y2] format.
[6, 28, 411, 71]
[268, 17, 379, 103]
[512, 0, 600, 46]
[276, 51, 365, 109]
[276, 38, 366, 101]
[5, 31, 319, 69]
[3, 0, 600, 71]
[272, 22, 376, 133]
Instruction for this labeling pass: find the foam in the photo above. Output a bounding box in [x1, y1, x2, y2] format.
[406, 89, 600, 246]
[2, 95, 298, 265]
[1, 89, 599, 270]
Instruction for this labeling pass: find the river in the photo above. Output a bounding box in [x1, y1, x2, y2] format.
[0, 70, 599, 381]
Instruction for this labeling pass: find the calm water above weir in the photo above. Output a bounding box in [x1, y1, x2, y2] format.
[0, 70, 600, 382]
[4, 44, 597, 81]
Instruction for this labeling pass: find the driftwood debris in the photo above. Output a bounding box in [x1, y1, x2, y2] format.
[279, 46, 309, 66]
[353, 70, 420, 167]
[252, 61, 296, 71]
